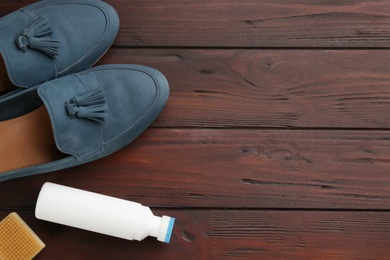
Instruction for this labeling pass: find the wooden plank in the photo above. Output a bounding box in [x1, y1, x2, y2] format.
[99, 48, 390, 129]
[1, 209, 389, 259]
[112, 0, 390, 48]
[1, 129, 390, 209]
[2, 1, 390, 48]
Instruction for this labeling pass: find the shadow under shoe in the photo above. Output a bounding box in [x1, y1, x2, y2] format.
[0, 56, 15, 94]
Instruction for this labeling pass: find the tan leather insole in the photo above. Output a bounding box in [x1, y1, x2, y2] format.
[0, 106, 65, 173]
[0, 56, 16, 92]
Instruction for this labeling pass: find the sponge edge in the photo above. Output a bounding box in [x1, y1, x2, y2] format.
[0, 212, 45, 260]
[164, 217, 175, 243]
[157, 216, 175, 243]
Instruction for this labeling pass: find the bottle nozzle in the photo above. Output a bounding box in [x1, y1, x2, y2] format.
[157, 216, 175, 243]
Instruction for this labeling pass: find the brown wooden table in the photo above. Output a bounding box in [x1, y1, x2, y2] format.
[1, 1, 390, 259]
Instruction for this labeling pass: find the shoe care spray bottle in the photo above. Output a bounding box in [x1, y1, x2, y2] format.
[35, 182, 175, 243]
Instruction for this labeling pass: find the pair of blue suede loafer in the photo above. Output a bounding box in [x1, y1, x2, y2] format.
[0, 0, 169, 182]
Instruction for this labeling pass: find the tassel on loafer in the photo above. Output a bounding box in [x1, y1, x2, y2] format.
[0, 0, 119, 92]
[0, 64, 169, 182]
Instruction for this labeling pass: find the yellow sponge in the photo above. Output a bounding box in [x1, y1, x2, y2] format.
[0, 212, 45, 260]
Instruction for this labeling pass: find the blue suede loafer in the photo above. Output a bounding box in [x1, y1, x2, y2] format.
[0, 0, 119, 92]
[0, 64, 169, 182]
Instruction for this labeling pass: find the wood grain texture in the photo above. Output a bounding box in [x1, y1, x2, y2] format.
[2, 0, 390, 47]
[1, 0, 390, 258]
[1, 210, 389, 260]
[1, 129, 390, 209]
[99, 48, 390, 129]
[111, 0, 390, 48]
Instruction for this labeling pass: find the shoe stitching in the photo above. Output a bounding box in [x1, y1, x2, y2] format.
[20, 9, 35, 22]
[86, 65, 163, 145]
[2, 161, 48, 175]
[73, 74, 105, 159]
[110, 68, 161, 144]
[25, 0, 114, 76]
[0, 1, 114, 83]
[57, 21, 73, 71]
[0, 11, 57, 86]
[95, 75, 110, 143]
[2, 65, 165, 173]
[43, 74, 103, 160]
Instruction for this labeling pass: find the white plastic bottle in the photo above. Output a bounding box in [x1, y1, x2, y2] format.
[35, 182, 175, 243]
